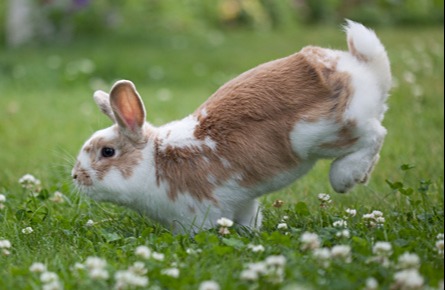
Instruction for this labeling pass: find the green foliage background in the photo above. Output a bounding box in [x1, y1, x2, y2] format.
[0, 0, 444, 45]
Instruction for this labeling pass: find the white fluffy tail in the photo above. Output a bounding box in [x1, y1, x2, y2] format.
[345, 20, 392, 93]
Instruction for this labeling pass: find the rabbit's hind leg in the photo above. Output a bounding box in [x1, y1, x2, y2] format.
[329, 123, 386, 193]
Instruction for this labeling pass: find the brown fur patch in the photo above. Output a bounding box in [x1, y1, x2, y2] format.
[154, 139, 225, 203]
[154, 49, 357, 201]
[301, 46, 339, 71]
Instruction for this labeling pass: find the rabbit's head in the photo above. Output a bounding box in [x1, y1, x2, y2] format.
[72, 81, 153, 205]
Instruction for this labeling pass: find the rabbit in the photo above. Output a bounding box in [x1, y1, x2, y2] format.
[72, 20, 391, 234]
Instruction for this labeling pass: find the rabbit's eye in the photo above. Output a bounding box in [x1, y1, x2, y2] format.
[101, 147, 115, 158]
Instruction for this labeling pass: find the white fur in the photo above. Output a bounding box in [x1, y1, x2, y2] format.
[158, 115, 217, 151]
[290, 119, 344, 159]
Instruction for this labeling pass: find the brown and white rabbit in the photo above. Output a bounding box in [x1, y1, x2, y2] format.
[73, 21, 391, 234]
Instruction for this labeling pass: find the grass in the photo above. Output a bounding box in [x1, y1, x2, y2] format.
[0, 24, 444, 289]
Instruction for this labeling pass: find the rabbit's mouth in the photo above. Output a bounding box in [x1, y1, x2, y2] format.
[72, 161, 94, 187]
[74, 183, 90, 195]
[73, 181, 109, 203]
[72, 174, 92, 193]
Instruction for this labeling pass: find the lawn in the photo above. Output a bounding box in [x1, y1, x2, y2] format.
[0, 24, 444, 290]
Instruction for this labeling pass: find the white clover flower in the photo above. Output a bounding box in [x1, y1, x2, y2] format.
[218, 227, 231, 235]
[40, 272, 59, 283]
[363, 210, 385, 228]
[0, 239, 11, 249]
[403, 71, 416, 84]
[115, 270, 149, 288]
[217, 217, 234, 235]
[393, 269, 424, 290]
[161, 268, 180, 278]
[272, 199, 284, 208]
[30, 262, 47, 273]
[240, 268, 259, 281]
[264, 256, 286, 284]
[362, 213, 375, 220]
[318, 193, 332, 208]
[19, 174, 40, 184]
[0, 239, 11, 255]
[247, 244, 265, 253]
[199, 280, 220, 290]
[42, 280, 63, 290]
[241, 257, 286, 284]
[300, 232, 321, 251]
[370, 242, 393, 267]
[336, 229, 351, 239]
[135, 246, 151, 259]
[267, 266, 285, 284]
[217, 217, 234, 228]
[22, 227, 34, 234]
[246, 262, 268, 275]
[436, 240, 444, 257]
[345, 208, 357, 217]
[89, 268, 109, 280]
[73, 263, 85, 271]
[282, 215, 289, 220]
[371, 210, 383, 217]
[368, 221, 377, 228]
[364, 277, 379, 290]
[437, 234, 445, 240]
[186, 248, 202, 255]
[19, 174, 41, 190]
[318, 193, 331, 202]
[277, 223, 288, 230]
[84, 256, 109, 280]
[313, 248, 331, 260]
[129, 262, 147, 276]
[85, 256, 107, 270]
[312, 248, 331, 268]
[375, 217, 386, 224]
[0, 194, 6, 203]
[333, 220, 348, 228]
[85, 219, 95, 227]
[152, 252, 165, 261]
[397, 252, 421, 269]
[265, 255, 287, 268]
[331, 245, 352, 263]
[115, 262, 149, 289]
[373, 242, 393, 257]
[50, 191, 65, 203]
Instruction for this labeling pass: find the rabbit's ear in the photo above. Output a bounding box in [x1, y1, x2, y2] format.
[93, 90, 116, 123]
[109, 80, 146, 141]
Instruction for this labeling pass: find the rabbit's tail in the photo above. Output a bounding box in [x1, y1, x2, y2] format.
[345, 20, 392, 94]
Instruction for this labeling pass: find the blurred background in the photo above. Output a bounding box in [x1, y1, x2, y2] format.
[1, 0, 443, 48]
[0, 0, 443, 195]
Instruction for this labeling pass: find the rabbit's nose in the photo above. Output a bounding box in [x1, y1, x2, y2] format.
[72, 161, 81, 180]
